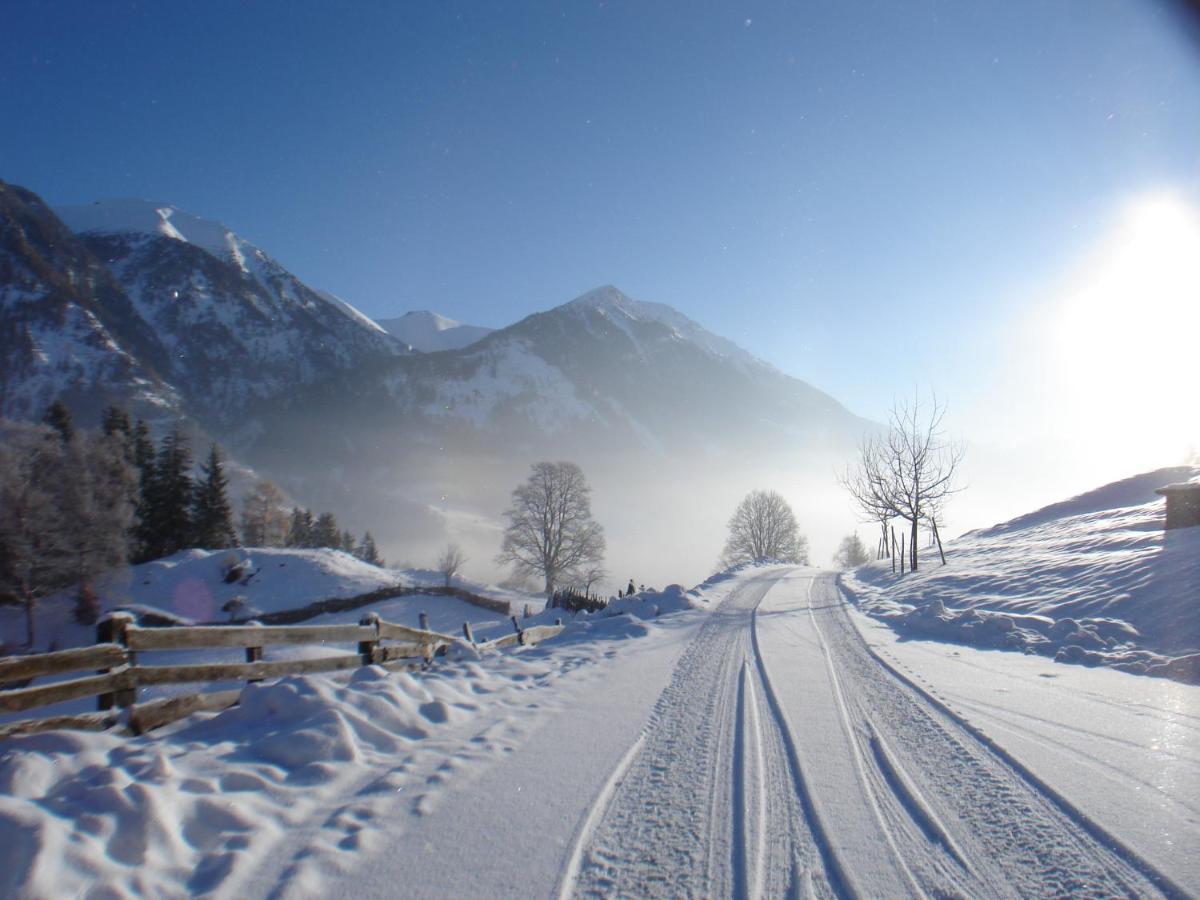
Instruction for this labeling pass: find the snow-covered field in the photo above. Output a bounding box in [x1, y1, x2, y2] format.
[0, 568, 707, 898]
[2, 484, 1197, 898]
[852, 609, 1200, 891]
[0, 547, 536, 657]
[842, 466, 1200, 682]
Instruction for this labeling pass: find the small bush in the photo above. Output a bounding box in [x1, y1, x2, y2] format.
[74, 584, 102, 625]
[548, 587, 607, 614]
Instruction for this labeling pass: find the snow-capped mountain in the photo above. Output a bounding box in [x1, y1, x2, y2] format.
[3, 180, 871, 585]
[0, 181, 176, 421]
[375, 310, 493, 352]
[371, 284, 860, 455]
[51, 196, 406, 425]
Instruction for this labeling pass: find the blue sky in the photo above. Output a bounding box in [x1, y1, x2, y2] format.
[3, 0, 1198, 500]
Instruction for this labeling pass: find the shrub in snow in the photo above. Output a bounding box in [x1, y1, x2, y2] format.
[72, 584, 101, 626]
[548, 587, 607, 614]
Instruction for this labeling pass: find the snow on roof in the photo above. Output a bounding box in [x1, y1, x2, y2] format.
[1156, 482, 1200, 495]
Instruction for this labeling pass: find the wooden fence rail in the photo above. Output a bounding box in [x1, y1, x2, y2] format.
[0, 608, 564, 741]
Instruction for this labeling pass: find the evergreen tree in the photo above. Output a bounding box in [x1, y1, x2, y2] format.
[101, 406, 131, 442]
[286, 507, 314, 547]
[143, 426, 193, 559]
[43, 400, 74, 444]
[340, 529, 356, 553]
[191, 443, 238, 549]
[356, 531, 383, 566]
[131, 418, 158, 562]
[312, 512, 341, 549]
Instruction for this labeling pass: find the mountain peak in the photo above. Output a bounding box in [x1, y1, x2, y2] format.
[375, 309, 493, 352]
[556, 285, 768, 373]
[56, 198, 256, 272]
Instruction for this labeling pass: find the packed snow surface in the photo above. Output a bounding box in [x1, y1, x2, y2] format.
[1, 564, 1192, 896]
[851, 609, 1200, 891]
[0, 567, 703, 898]
[842, 466, 1200, 682]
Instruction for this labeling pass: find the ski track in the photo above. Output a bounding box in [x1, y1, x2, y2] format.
[568, 569, 1173, 899]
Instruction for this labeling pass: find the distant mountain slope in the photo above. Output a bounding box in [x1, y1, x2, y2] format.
[375, 310, 493, 352]
[0, 180, 176, 421]
[52, 197, 406, 426]
[372, 284, 863, 456]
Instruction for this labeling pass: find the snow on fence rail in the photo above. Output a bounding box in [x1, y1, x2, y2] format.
[0, 610, 564, 741]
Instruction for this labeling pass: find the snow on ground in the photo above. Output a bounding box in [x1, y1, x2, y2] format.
[841, 466, 1200, 683]
[849, 608, 1200, 891]
[0, 548, 536, 658]
[0, 563, 721, 898]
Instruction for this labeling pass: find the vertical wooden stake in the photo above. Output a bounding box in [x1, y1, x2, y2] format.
[358, 612, 380, 666]
[932, 518, 947, 566]
[462, 621, 475, 644]
[96, 612, 136, 710]
[245, 645, 263, 683]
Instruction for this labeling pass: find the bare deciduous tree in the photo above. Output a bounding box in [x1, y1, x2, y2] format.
[841, 392, 963, 572]
[721, 489, 809, 567]
[578, 564, 608, 595]
[0, 421, 136, 649]
[496, 461, 605, 595]
[240, 479, 290, 547]
[436, 542, 467, 586]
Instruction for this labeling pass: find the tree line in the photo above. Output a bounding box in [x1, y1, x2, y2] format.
[0, 402, 383, 649]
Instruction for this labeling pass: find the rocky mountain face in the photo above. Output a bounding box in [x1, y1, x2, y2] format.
[55, 199, 406, 428]
[0, 181, 175, 422]
[1, 182, 871, 584]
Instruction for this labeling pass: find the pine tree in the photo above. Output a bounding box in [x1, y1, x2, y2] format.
[43, 400, 74, 444]
[191, 443, 238, 549]
[286, 507, 315, 547]
[312, 512, 341, 549]
[131, 418, 158, 562]
[143, 426, 193, 559]
[356, 531, 383, 566]
[340, 529, 356, 553]
[101, 406, 131, 441]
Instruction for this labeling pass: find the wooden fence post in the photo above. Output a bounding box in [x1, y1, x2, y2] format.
[419, 612, 434, 664]
[931, 518, 947, 566]
[96, 612, 136, 710]
[358, 613, 380, 665]
[462, 622, 475, 644]
[511, 615, 526, 646]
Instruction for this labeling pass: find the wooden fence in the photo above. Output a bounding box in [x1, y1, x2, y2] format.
[0, 610, 564, 741]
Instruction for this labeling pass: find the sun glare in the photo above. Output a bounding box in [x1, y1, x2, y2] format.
[1053, 193, 1200, 470]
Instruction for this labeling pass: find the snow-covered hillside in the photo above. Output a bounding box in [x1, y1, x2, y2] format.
[842, 466, 1200, 682]
[375, 310, 493, 352]
[0, 547, 535, 657]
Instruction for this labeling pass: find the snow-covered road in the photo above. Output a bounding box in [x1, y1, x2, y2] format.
[568, 568, 1173, 898]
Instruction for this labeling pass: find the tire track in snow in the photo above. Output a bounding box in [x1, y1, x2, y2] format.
[567, 574, 828, 898]
[799, 572, 1177, 898]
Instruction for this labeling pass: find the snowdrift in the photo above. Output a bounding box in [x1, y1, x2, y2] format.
[841, 466, 1200, 683]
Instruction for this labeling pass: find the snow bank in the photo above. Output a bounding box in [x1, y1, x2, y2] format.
[0, 557, 735, 897]
[841, 466, 1200, 683]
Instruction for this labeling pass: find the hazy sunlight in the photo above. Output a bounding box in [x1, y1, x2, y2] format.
[1053, 193, 1200, 470]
